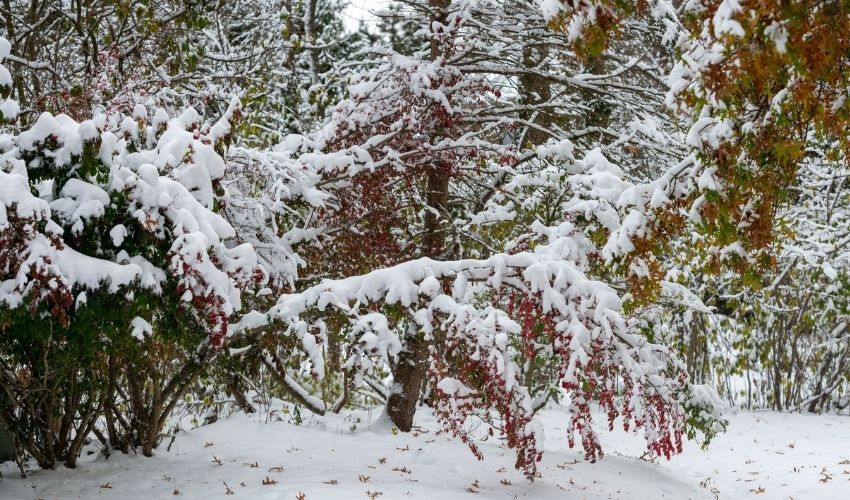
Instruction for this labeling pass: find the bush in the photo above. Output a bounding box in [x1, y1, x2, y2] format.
[0, 61, 263, 466]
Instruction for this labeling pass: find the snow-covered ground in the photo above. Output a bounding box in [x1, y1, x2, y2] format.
[1, 407, 848, 499]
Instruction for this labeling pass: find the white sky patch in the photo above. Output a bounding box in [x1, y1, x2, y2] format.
[342, 0, 389, 33]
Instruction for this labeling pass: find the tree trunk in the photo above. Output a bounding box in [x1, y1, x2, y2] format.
[386, 325, 431, 431]
[0, 388, 14, 463]
[518, 43, 552, 146]
[385, 0, 451, 432]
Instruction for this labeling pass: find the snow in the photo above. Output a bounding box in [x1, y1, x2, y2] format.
[764, 22, 789, 54]
[712, 0, 745, 38]
[0, 65, 12, 89]
[50, 178, 110, 234]
[17, 113, 88, 167]
[28, 236, 145, 291]
[110, 224, 127, 247]
[436, 377, 475, 397]
[0, 37, 11, 98]
[2, 407, 847, 499]
[130, 316, 153, 340]
[0, 98, 19, 120]
[0, 36, 10, 60]
[538, 0, 565, 22]
[0, 163, 49, 228]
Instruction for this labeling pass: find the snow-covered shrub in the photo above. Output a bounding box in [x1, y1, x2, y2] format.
[0, 42, 264, 466]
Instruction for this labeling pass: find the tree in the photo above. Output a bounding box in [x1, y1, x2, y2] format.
[229, 0, 724, 478]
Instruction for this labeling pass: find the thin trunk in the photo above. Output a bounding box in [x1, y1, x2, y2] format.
[304, 0, 320, 84]
[772, 322, 783, 411]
